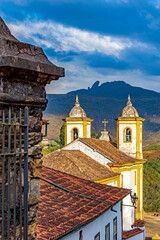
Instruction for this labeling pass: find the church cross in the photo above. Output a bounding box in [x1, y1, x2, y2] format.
[102, 119, 108, 132]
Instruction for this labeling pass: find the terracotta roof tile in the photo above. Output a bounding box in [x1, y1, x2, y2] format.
[37, 167, 130, 240]
[131, 219, 146, 227]
[42, 149, 119, 181]
[78, 138, 144, 164]
[123, 228, 144, 239]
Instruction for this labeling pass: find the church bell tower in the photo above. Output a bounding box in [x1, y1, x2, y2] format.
[116, 96, 145, 159]
[64, 96, 93, 145]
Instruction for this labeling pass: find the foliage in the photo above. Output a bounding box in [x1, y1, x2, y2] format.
[143, 155, 160, 212]
[59, 123, 65, 146]
[144, 145, 160, 151]
[41, 139, 62, 156]
[91, 132, 102, 139]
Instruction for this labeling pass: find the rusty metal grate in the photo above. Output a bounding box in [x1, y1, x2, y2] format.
[0, 107, 28, 240]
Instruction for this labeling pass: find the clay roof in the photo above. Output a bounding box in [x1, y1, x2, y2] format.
[123, 228, 144, 239]
[0, 17, 64, 79]
[78, 138, 143, 164]
[131, 219, 146, 228]
[42, 149, 119, 181]
[37, 167, 130, 240]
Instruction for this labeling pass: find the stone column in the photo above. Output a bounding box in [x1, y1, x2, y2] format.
[0, 17, 64, 239]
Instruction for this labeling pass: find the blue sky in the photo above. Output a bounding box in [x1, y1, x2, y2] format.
[1, 0, 160, 93]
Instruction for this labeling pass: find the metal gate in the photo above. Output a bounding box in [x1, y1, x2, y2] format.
[0, 107, 28, 240]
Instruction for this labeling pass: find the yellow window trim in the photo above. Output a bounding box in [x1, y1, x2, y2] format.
[123, 127, 132, 143]
[71, 127, 79, 142]
[95, 175, 120, 185]
[65, 118, 93, 122]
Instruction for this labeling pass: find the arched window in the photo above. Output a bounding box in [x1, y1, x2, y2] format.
[125, 128, 131, 142]
[73, 128, 78, 140]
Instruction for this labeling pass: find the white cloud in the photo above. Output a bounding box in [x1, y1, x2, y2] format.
[45, 57, 160, 94]
[8, 19, 132, 57]
[7, 18, 160, 94]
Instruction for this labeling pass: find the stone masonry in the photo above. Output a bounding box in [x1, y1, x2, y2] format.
[0, 17, 64, 239]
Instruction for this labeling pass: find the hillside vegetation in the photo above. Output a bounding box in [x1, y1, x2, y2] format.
[143, 145, 160, 212]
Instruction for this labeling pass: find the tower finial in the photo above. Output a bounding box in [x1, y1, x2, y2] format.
[128, 94, 130, 101]
[127, 94, 132, 106]
[75, 95, 79, 106]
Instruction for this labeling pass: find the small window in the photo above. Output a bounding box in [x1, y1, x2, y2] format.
[94, 232, 100, 240]
[125, 128, 131, 142]
[79, 230, 83, 240]
[105, 223, 110, 240]
[113, 217, 117, 240]
[73, 128, 78, 140]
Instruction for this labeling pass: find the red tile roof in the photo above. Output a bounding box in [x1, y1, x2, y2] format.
[77, 138, 144, 164]
[123, 228, 144, 239]
[131, 219, 146, 228]
[37, 167, 130, 240]
[42, 149, 119, 181]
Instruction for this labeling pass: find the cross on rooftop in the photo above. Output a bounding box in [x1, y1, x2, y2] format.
[102, 119, 108, 132]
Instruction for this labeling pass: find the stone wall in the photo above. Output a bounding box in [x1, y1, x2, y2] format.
[0, 73, 56, 239]
[0, 17, 64, 239]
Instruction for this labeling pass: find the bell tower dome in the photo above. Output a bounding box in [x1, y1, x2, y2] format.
[116, 95, 145, 159]
[64, 96, 93, 145]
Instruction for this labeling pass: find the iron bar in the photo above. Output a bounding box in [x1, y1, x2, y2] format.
[19, 108, 23, 240]
[0, 107, 29, 240]
[7, 107, 11, 240]
[24, 107, 28, 240]
[13, 112, 17, 239]
[1, 110, 5, 240]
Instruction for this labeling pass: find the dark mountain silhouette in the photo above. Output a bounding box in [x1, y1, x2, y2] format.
[67, 80, 160, 99]
[45, 81, 160, 142]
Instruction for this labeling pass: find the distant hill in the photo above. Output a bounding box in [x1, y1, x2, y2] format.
[68, 80, 160, 99]
[45, 81, 160, 143]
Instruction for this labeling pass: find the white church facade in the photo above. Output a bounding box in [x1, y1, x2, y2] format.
[63, 95, 145, 230]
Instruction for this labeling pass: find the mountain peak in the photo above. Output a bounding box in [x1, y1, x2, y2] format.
[67, 81, 160, 99]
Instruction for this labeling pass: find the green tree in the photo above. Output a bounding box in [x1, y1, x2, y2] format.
[59, 123, 65, 146]
[96, 132, 102, 139]
[91, 132, 102, 139]
[91, 132, 96, 138]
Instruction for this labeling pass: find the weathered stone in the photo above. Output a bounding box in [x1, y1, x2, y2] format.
[0, 17, 64, 239]
[28, 132, 42, 146]
[28, 179, 40, 205]
[28, 222, 37, 240]
[28, 146, 43, 157]
[29, 117, 42, 132]
[0, 17, 64, 80]
[29, 159, 43, 178]
[28, 205, 38, 223]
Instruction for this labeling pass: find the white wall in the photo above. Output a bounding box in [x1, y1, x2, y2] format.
[87, 124, 91, 138]
[61, 201, 123, 240]
[66, 122, 83, 144]
[66, 121, 91, 144]
[120, 166, 138, 230]
[118, 121, 137, 158]
[125, 231, 144, 240]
